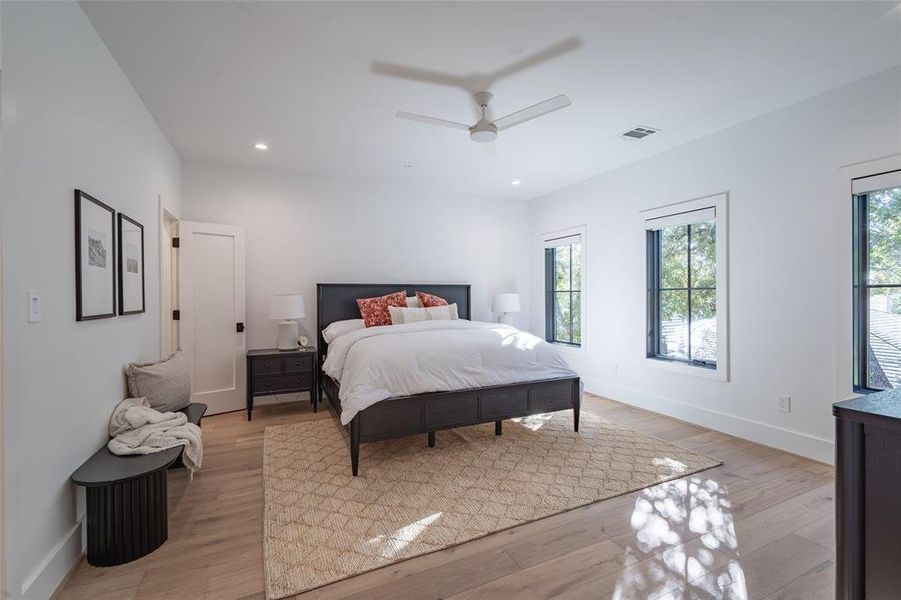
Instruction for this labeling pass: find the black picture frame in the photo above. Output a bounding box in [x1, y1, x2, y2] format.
[117, 213, 145, 315]
[75, 190, 116, 321]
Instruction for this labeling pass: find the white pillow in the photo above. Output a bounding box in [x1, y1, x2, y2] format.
[322, 318, 365, 343]
[425, 303, 459, 321]
[406, 296, 422, 308]
[388, 306, 428, 324]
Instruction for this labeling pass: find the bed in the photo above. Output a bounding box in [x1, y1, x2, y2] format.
[316, 283, 581, 475]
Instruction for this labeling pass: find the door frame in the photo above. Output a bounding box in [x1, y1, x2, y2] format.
[159, 202, 179, 357]
[0, 64, 6, 597]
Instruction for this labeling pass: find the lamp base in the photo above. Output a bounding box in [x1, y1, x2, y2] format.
[276, 320, 300, 350]
[498, 313, 515, 326]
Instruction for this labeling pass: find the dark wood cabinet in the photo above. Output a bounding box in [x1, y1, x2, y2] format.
[246, 347, 318, 420]
[834, 390, 901, 600]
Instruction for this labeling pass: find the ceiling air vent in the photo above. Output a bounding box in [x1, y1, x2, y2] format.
[620, 126, 660, 141]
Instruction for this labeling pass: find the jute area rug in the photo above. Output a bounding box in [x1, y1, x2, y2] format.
[263, 410, 720, 599]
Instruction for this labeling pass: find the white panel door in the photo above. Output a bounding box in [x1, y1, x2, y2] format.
[179, 221, 246, 415]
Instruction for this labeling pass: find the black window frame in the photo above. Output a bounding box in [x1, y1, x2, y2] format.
[852, 174, 901, 393]
[544, 239, 582, 347]
[646, 220, 717, 369]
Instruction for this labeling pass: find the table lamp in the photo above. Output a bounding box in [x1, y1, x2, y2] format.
[270, 294, 305, 350]
[492, 293, 521, 326]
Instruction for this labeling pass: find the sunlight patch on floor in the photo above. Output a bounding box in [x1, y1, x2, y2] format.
[511, 412, 554, 431]
[364, 511, 443, 557]
[615, 476, 746, 598]
[653, 456, 688, 473]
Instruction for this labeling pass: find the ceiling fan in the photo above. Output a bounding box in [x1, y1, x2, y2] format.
[396, 91, 571, 143]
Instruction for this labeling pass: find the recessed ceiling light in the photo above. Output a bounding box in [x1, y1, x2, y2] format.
[254, 142, 269, 150]
[511, 179, 521, 186]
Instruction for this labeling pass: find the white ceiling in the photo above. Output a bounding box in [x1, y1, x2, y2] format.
[80, 1, 901, 200]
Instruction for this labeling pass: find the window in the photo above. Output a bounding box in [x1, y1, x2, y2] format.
[644, 194, 728, 379]
[853, 171, 901, 392]
[544, 231, 582, 346]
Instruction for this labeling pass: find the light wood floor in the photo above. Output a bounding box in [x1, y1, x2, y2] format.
[57, 394, 835, 600]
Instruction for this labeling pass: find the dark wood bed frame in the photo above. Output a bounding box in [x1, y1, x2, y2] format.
[316, 283, 581, 475]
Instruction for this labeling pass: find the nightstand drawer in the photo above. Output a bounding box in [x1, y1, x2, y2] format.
[252, 357, 282, 375]
[253, 374, 313, 394]
[284, 354, 313, 373]
[247, 347, 319, 421]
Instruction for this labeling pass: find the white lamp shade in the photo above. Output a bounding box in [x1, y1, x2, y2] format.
[492, 293, 521, 314]
[270, 294, 306, 320]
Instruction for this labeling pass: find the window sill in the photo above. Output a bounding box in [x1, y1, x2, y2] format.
[552, 342, 585, 355]
[852, 386, 881, 396]
[645, 356, 728, 382]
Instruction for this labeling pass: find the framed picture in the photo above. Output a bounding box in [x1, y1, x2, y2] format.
[75, 190, 116, 320]
[118, 213, 145, 315]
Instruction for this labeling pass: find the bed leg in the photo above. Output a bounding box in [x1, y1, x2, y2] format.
[428, 431, 435, 448]
[573, 383, 581, 433]
[350, 418, 360, 476]
[495, 420, 502, 436]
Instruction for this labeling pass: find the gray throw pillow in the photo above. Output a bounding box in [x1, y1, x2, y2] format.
[125, 350, 191, 412]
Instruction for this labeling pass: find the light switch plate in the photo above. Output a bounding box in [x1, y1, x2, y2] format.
[27, 291, 40, 322]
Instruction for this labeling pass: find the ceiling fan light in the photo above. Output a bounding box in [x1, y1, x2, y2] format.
[470, 122, 498, 143]
[470, 130, 497, 143]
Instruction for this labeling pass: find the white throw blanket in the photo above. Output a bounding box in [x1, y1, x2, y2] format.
[107, 397, 203, 476]
[323, 320, 577, 425]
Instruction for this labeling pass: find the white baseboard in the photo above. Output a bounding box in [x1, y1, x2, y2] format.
[21, 518, 83, 599]
[583, 377, 834, 464]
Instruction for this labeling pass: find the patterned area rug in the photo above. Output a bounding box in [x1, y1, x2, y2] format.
[262, 410, 720, 599]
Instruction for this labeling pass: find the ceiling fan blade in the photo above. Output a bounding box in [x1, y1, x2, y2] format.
[372, 61, 471, 90]
[395, 111, 471, 131]
[492, 94, 571, 132]
[487, 38, 582, 83]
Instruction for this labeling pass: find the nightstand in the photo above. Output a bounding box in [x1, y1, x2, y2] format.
[246, 347, 319, 421]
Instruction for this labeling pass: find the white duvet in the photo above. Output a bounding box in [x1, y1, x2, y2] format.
[322, 320, 577, 425]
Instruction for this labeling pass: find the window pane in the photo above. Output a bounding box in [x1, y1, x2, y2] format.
[571, 242, 582, 291]
[554, 292, 572, 343]
[659, 290, 688, 359]
[867, 188, 901, 286]
[690, 220, 716, 289]
[660, 225, 688, 289]
[555, 247, 571, 291]
[571, 292, 581, 345]
[868, 287, 901, 390]
[690, 289, 717, 362]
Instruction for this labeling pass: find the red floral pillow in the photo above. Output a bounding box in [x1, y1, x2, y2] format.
[416, 291, 449, 307]
[356, 291, 407, 327]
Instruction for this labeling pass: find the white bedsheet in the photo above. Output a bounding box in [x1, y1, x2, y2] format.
[322, 320, 577, 425]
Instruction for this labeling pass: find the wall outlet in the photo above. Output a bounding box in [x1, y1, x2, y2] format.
[777, 395, 792, 413]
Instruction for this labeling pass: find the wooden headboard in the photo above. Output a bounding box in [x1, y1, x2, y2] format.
[316, 283, 472, 358]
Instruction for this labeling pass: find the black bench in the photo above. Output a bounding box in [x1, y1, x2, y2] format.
[71, 403, 207, 566]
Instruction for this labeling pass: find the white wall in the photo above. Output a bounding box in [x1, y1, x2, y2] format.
[1, 2, 181, 597]
[181, 163, 531, 360]
[530, 67, 901, 463]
